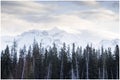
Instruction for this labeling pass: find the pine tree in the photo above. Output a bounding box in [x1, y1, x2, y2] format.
[101, 48, 108, 79]
[72, 43, 77, 78]
[114, 45, 119, 79]
[17, 49, 24, 78]
[1, 46, 12, 79]
[106, 48, 114, 79]
[85, 45, 90, 79]
[51, 43, 60, 79]
[11, 39, 17, 78]
[62, 43, 71, 78]
[43, 49, 49, 78]
[24, 46, 33, 78]
[89, 48, 98, 78]
[32, 39, 43, 78]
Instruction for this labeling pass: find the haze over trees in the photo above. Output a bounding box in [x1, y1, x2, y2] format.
[1, 39, 119, 79]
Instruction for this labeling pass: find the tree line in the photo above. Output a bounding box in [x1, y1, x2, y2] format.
[1, 39, 119, 79]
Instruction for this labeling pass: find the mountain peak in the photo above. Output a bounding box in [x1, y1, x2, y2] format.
[20, 29, 41, 36]
[50, 27, 61, 31]
[49, 27, 65, 34]
[1, 27, 119, 52]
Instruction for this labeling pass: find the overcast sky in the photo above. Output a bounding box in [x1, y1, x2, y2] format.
[1, 1, 119, 40]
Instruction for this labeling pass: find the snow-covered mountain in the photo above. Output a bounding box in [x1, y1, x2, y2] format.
[99, 39, 120, 50]
[1, 27, 119, 52]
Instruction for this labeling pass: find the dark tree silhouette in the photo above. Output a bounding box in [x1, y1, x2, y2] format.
[1, 40, 119, 79]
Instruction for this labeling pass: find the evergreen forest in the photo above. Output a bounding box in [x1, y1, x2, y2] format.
[1, 39, 119, 79]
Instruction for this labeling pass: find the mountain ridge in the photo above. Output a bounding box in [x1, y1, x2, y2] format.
[1, 27, 119, 52]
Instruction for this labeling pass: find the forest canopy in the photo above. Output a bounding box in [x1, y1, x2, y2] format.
[1, 40, 119, 79]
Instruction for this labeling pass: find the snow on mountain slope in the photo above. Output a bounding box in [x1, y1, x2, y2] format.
[99, 39, 120, 50]
[0, 27, 119, 52]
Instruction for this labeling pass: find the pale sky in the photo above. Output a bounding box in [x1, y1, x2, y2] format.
[1, 0, 119, 40]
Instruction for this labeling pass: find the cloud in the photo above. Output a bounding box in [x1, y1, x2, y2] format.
[1, 1, 60, 23]
[1, 1, 119, 41]
[72, 0, 100, 8]
[73, 8, 118, 21]
[1, 13, 35, 36]
[19, 15, 58, 23]
[77, 29, 119, 43]
[97, 1, 119, 13]
[52, 14, 97, 30]
[1, 1, 54, 15]
[1, 12, 59, 36]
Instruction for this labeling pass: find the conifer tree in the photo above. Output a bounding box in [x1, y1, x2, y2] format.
[11, 39, 17, 78]
[51, 43, 60, 79]
[24, 46, 33, 78]
[114, 45, 119, 79]
[1, 46, 12, 79]
[43, 49, 49, 78]
[32, 39, 43, 78]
